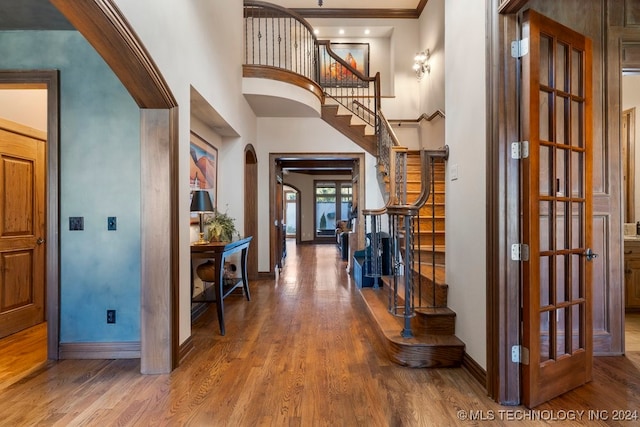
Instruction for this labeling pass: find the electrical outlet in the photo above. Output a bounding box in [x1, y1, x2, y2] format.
[107, 216, 117, 231]
[107, 309, 116, 324]
[69, 216, 84, 231]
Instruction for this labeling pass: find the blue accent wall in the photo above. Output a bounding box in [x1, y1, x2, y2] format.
[0, 31, 141, 342]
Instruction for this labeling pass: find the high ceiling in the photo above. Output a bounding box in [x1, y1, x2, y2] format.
[0, 0, 427, 30]
[0, 0, 423, 176]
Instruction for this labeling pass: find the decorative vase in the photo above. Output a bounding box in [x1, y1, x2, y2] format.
[196, 260, 216, 282]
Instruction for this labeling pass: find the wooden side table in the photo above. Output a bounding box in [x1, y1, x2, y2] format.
[191, 236, 252, 335]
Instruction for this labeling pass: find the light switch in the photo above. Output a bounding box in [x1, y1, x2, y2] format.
[450, 164, 459, 181]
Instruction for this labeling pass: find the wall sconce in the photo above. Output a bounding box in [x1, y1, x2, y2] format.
[190, 190, 214, 245]
[413, 49, 430, 80]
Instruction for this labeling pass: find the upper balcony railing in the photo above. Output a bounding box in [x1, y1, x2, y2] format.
[244, 1, 317, 82]
[244, 1, 380, 134]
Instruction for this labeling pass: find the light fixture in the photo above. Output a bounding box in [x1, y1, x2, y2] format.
[413, 49, 431, 80]
[318, 0, 323, 6]
[190, 190, 214, 245]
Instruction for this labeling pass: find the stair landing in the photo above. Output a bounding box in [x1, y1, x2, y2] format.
[359, 287, 465, 368]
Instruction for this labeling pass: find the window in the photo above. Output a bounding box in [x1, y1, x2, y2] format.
[314, 180, 352, 238]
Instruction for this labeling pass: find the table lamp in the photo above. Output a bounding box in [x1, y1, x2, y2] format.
[190, 190, 214, 244]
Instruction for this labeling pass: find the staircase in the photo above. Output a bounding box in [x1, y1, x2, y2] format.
[321, 104, 377, 155]
[243, 0, 464, 368]
[359, 151, 464, 368]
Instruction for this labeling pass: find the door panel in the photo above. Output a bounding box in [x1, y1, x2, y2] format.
[521, 10, 593, 408]
[0, 118, 46, 338]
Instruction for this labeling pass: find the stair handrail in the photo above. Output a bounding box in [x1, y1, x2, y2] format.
[411, 147, 449, 310]
[390, 110, 446, 126]
[317, 40, 381, 129]
[417, 109, 446, 122]
[244, 1, 319, 82]
[243, 1, 381, 140]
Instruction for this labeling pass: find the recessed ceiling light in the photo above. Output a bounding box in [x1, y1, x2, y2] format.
[314, 29, 319, 35]
[364, 29, 370, 35]
[339, 29, 345, 35]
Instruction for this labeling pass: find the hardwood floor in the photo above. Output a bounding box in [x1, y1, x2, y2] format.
[1, 243, 640, 425]
[626, 312, 640, 352]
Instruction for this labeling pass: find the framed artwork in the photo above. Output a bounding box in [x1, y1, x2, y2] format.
[190, 131, 217, 223]
[320, 43, 370, 88]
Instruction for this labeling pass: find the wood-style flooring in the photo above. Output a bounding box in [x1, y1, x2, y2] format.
[1, 242, 640, 425]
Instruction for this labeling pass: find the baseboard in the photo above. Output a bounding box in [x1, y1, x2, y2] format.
[59, 341, 140, 359]
[178, 335, 194, 365]
[258, 271, 275, 279]
[462, 352, 486, 388]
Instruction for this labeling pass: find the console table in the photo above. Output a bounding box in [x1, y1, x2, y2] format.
[191, 236, 252, 335]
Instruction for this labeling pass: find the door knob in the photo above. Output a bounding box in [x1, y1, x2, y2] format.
[585, 248, 597, 261]
[36, 238, 45, 245]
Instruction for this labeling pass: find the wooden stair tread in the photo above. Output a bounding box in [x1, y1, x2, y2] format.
[359, 287, 464, 368]
[411, 265, 446, 283]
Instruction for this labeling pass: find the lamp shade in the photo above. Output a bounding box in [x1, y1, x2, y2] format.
[190, 190, 214, 212]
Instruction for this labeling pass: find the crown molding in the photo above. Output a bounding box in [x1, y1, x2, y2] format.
[293, 0, 429, 20]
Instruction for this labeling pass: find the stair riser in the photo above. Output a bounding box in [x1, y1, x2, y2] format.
[412, 312, 456, 335]
[412, 217, 445, 231]
[414, 250, 446, 265]
[411, 271, 448, 306]
[417, 205, 446, 216]
[387, 342, 464, 368]
[406, 171, 445, 181]
[412, 233, 445, 245]
[407, 182, 446, 193]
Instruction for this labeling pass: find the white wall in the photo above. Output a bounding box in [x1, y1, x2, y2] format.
[0, 89, 47, 130]
[444, 0, 488, 368]
[622, 75, 640, 221]
[114, 0, 258, 344]
[418, 0, 446, 149]
[257, 117, 383, 270]
[308, 17, 421, 120]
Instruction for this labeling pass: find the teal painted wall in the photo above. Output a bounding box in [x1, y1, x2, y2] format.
[0, 31, 141, 342]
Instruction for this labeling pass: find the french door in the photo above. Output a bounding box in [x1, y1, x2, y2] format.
[520, 10, 593, 407]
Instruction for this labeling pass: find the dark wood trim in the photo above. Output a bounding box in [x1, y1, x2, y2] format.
[291, 8, 420, 19]
[0, 70, 61, 361]
[243, 65, 325, 104]
[59, 341, 141, 359]
[140, 109, 173, 374]
[269, 153, 366, 276]
[257, 271, 276, 280]
[169, 107, 180, 370]
[244, 144, 259, 281]
[462, 352, 487, 388]
[50, 0, 176, 109]
[498, 0, 529, 14]
[416, 0, 428, 17]
[486, 0, 521, 404]
[178, 335, 194, 365]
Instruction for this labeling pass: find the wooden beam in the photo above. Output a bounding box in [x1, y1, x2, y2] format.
[49, 0, 176, 109]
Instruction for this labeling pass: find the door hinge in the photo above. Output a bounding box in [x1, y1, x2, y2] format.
[511, 141, 529, 159]
[511, 243, 529, 261]
[512, 345, 530, 365]
[511, 38, 529, 58]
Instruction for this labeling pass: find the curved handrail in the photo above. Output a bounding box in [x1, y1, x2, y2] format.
[244, 1, 319, 81]
[318, 40, 376, 83]
[317, 40, 381, 127]
[243, 1, 381, 131]
[244, 1, 315, 34]
[411, 146, 449, 209]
